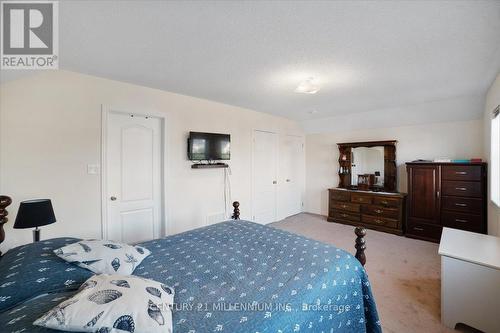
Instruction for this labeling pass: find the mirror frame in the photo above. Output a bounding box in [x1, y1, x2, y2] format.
[337, 140, 397, 192]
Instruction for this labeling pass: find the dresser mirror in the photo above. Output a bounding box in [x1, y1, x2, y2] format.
[337, 140, 397, 192]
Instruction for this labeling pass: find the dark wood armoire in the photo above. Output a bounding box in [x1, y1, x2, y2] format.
[405, 162, 487, 242]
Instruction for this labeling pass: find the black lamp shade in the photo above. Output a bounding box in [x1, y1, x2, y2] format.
[14, 199, 56, 229]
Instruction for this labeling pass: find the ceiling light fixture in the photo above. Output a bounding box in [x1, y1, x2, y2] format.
[295, 77, 320, 94]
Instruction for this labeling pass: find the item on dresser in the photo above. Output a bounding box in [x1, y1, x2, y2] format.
[357, 174, 375, 190]
[34, 274, 174, 333]
[54, 240, 151, 275]
[405, 162, 487, 242]
[327, 188, 406, 235]
[438, 228, 500, 333]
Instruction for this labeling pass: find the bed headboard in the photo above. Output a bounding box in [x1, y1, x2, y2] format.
[0, 195, 13, 256]
[230, 201, 367, 266]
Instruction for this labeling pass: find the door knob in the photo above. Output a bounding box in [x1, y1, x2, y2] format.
[286, 179, 291, 182]
[110, 196, 117, 201]
[272, 180, 277, 184]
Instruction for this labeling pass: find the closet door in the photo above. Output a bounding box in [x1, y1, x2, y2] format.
[252, 130, 278, 224]
[278, 135, 304, 219]
[407, 165, 441, 225]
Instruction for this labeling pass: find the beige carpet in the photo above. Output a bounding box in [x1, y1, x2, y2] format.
[270, 213, 472, 333]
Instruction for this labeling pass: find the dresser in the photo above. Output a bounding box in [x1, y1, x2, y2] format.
[439, 228, 500, 332]
[327, 188, 406, 235]
[406, 162, 487, 242]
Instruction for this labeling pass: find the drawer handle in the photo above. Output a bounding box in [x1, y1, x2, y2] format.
[380, 201, 388, 205]
[413, 227, 424, 231]
[374, 219, 384, 224]
[455, 218, 468, 223]
[454, 203, 467, 207]
[374, 209, 383, 214]
[342, 204, 347, 208]
[341, 214, 348, 218]
[455, 187, 467, 191]
[455, 171, 468, 175]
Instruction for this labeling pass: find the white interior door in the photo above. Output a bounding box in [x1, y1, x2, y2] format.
[252, 130, 278, 224]
[280, 135, 304, 218]
[105, 111, 163, 243]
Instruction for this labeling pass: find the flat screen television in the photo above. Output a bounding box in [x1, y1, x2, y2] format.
[188, 132, 230, 161]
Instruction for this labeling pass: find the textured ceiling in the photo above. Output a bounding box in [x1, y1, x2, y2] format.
[1, 0, 500, 121]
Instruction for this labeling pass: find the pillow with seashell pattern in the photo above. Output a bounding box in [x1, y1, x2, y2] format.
[53, 240, 151, 275]
[34, 274, 174, 333]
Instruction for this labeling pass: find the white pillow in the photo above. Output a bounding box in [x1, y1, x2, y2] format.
[34, 274, 174, 333]
[54, 240, 151, 275]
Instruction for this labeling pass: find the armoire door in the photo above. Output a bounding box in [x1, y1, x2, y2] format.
[407, 165, 440, 225]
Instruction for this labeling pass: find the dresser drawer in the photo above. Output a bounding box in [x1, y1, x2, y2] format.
[442, 181, 482, 198]
[333, 211, 360, 222]
[362, 205, 399, 219]
[362, 214, 398, 228]
[441, 196, 483, 214]
[373, 196, 400, 208]
[442, 165, 482, 181]
[442, 211, 483, 233]
[406, 222, 442, 241]
[351, 193, 372, 204]
[330, 190, 350, 202]
[332, 201, 360, 213]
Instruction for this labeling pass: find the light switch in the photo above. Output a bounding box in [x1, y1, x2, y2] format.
[87, 164, 100, 175]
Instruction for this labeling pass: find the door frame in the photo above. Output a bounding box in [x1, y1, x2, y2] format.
[100, 105, 168, 240]
[251, 129, 279, 223]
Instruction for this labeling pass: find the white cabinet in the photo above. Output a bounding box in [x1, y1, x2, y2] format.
[439, 228, 500, 333]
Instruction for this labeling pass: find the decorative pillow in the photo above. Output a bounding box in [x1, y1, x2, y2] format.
[0, 238, 93, 312]
[34, 274, 174, 333]
[54, 240, 151, 275]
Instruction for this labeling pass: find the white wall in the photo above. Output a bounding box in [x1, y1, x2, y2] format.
[0, 70, 304, 251]
[305, 120, 484, 216]
[483, 73, 500, 236]
[302, 94, 485, 134]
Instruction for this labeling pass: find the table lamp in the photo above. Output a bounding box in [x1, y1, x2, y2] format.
[14, 199, 56, 242]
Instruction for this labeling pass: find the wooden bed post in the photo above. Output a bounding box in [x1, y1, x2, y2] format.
[354, 226, 367, 266]
[0, 195, 13, 256]
[232, 201, 240, 220]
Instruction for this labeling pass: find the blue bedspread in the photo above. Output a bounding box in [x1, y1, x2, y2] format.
[0, 220, 381, 332]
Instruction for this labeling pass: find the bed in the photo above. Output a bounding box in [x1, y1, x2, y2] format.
[0, 200, 381, 333]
